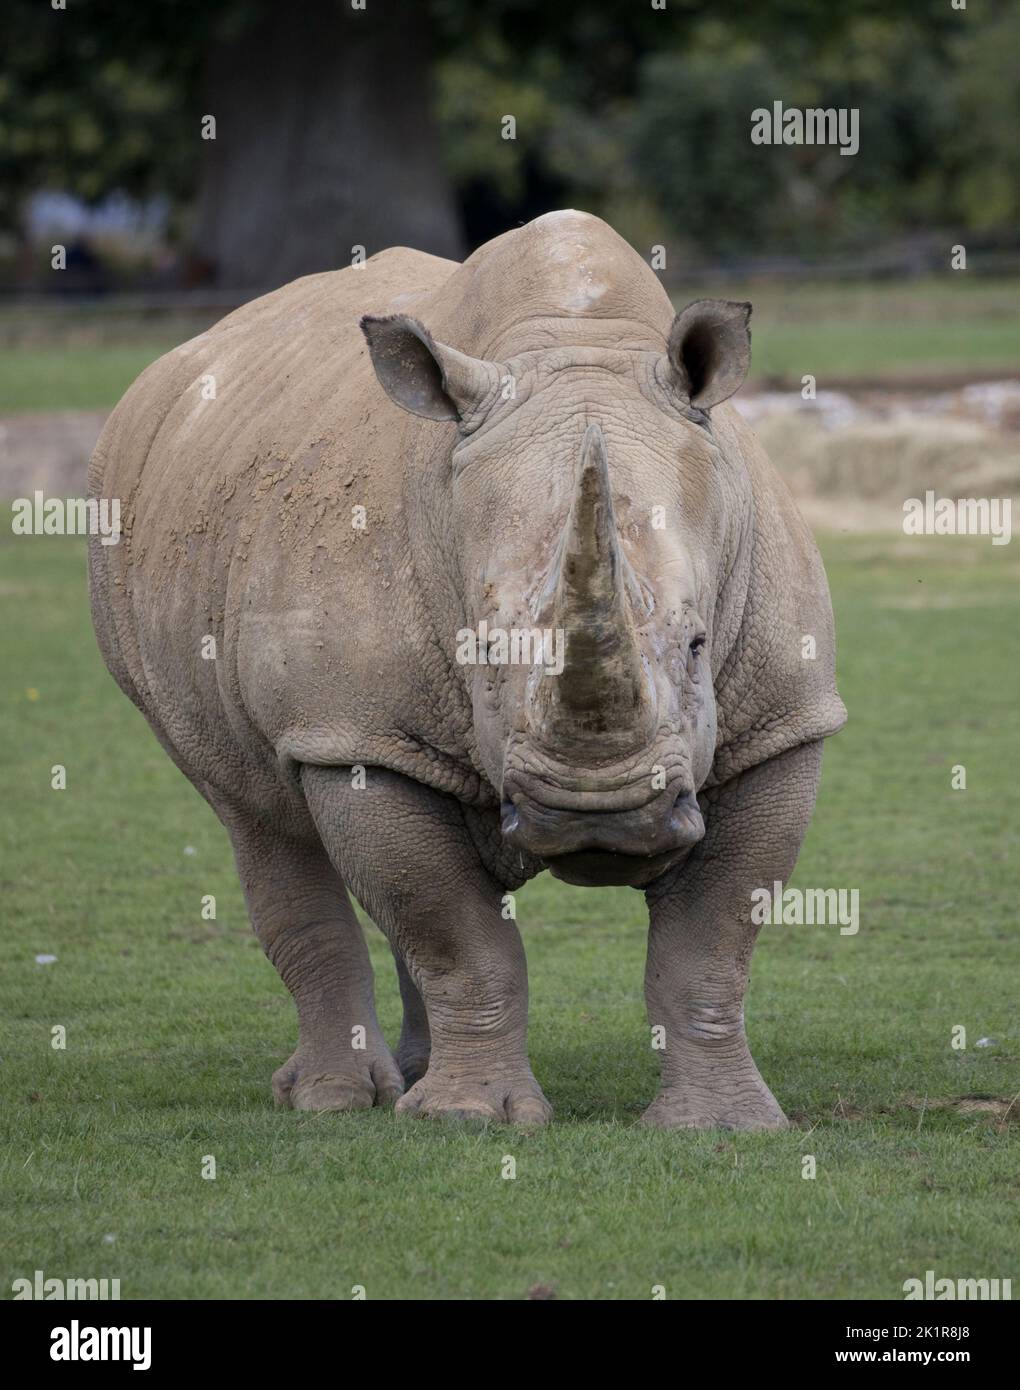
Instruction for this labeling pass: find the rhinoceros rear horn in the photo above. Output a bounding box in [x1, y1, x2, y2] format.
[666, 299, 751, 410]
[360, 313, 501, 426]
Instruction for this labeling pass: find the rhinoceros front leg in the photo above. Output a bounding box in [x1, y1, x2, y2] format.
[218, 805, 405, 1111]
[643, 740, 824, 1131]
[301, 765, 551, 1126]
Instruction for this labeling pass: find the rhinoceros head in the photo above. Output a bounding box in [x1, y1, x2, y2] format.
[361, 289, 751, 888]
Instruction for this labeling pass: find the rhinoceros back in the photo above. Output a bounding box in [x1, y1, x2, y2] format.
[87, 248, 456, 814]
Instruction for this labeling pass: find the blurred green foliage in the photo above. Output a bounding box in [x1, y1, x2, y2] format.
[435, 0, 1020, 257]
[2, 0, 1018, 259]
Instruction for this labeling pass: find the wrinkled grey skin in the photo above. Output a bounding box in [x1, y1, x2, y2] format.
[89, 211, 845, 1129]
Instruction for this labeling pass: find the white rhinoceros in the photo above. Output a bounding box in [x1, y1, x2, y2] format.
[89, 210, 846, 1129]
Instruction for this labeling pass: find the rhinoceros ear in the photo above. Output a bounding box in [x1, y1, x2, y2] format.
[666, 299, 751, 410]
[360, 313, 501, 426]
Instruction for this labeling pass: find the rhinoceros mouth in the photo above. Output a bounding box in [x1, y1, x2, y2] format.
[500, 789, 705, 870]
[542, 846, 692, 888]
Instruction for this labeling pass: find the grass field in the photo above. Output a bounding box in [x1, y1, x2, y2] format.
[2, 275, 1019, 412]
[1, 529, 1017, 1300]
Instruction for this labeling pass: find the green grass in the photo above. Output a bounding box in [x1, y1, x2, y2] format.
[749, 319, 1020, 380]
[693, 275, 1020, 380]
[1, 275, 1018, 411]
[0, 344, 182, 413]
[0, 532, 1017, 1300]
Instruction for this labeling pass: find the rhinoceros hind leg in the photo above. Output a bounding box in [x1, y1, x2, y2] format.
[218, 803, 404, 1112]
[393, 949, 431, 1085]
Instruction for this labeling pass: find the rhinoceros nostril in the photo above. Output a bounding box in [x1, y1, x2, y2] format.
[500, 799, 520, 836]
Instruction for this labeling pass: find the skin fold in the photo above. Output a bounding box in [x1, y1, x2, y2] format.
[88, 210, 846, 1129]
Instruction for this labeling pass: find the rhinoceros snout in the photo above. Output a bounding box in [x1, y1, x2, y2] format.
[500, 786, 705, 867]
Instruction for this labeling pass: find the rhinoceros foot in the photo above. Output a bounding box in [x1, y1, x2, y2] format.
[395, 1066, 552, 1127]
[641, 1081, 788, 1132]
[272, 1042, 405, 1113]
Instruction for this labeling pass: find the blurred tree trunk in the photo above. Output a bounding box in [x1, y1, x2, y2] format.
[190, 1, 462, 290]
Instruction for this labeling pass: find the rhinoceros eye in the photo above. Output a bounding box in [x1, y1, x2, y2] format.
[687, 632, 706, 678]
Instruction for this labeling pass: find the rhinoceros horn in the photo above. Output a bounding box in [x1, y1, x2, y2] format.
[530, 423, 656, 753]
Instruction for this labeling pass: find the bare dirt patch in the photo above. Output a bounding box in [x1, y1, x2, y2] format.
[906, 1095, 1019, 1130]
[3, 378, 1020, 536]
[0, 411, 107, 497]
[735, 380, 1020, 531]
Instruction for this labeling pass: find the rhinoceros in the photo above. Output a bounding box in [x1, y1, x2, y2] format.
[88, 210, 846, 1129]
